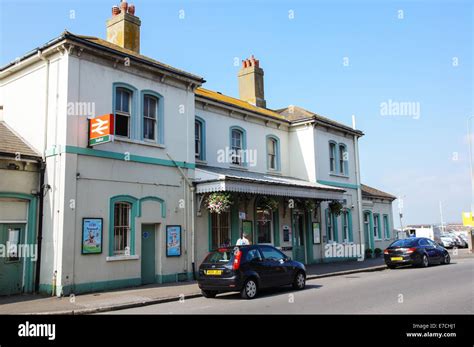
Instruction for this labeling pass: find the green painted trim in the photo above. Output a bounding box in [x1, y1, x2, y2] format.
[229, 125, 247, 167]
[109, 195, 139, 256]
[305, 211, 314, 263]
[113, 82, 139, 140]
[0, 192, 37, 293]
[230, 204, 240, 244]
[363, 210, 375, 251]
[195, 116, 206, 161]
[347, 209, 354, 242]
[317, 180, 359, 190]
[333, 211, 339, 243]
[273, 209, 280, 247]
[45, 145, 195, 169]
[139, 196, 166, 219]
[265, 134, 281, 171]
[141, 90, 165, 144]
[290, 210, 295, 260]
[383, 214, 390, 239]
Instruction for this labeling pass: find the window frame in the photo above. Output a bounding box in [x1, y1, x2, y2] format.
[114, 87, 132, 138]
[195, 116, 206, 161]
[142, 94, 158, 142]
[229, 126, 247, 166]
[338, 143, 349, 175]
[373, 213, 382, 240]
[329, 141, 337, 173]
[266, 135, 281, 171]
[256, 204, 273, 244]
[141, 90, 164, 144]
[113, 202, 132, 255]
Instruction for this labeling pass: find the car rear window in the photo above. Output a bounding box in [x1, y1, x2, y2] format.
[204, 249, 234, 263]
[390, 239, 418, 248]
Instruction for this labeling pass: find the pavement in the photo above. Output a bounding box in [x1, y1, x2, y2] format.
[108, 256, 474, 314]
[0, 249, 470, 315]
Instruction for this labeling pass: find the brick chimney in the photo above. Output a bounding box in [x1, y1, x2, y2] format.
[238, 55, 266, 108]
[106, 1, 141, 53]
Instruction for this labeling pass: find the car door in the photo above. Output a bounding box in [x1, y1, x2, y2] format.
[427, 239, 443, 261]
[243, 247, 268, 285]
[419, 238, 437, 261]
[259, 246, 289, 287]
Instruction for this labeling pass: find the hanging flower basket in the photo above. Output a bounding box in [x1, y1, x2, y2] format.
[206, 192, 233, 214]
[329, 201, 343, 216]
[257, 196, 279, 211]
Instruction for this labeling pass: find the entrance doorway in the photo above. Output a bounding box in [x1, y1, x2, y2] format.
[292, 212, 306, 263]
[141, 224, 156, 285]
[0, 224, 25, 295]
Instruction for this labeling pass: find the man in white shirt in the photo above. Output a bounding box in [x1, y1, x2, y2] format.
[236, 233, 250, 246]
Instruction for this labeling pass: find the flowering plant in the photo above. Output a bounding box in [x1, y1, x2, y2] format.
[207, 192, 233, 214]
[257, 196, 279, 211]
[329, 201, 343, 216]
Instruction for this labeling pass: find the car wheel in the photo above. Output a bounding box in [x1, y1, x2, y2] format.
[201, 289, 218, 298]
[442, 253, 451, 265]
[241, 278, 258, 299]
[420, 254, 429, 268]
[387, 264, 397, 269]
[292, 271, 306, 290]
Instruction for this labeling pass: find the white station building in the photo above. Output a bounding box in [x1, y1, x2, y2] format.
[0, 2, 396, 296]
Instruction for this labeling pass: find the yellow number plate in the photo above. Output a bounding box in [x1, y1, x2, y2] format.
[391, 257, 403, 261]
[205, 270, 222, 275]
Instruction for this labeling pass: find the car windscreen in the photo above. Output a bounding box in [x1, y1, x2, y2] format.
[204, 249, 234, 263]
[389, 239, 418, 248]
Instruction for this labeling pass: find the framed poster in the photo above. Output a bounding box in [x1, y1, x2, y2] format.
[166, 225, 181, 257]
[312, 222, 321, 244]
[82, 218, 103, 254]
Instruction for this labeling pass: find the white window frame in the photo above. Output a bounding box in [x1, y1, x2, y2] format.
[143, 94, 158, 141]
[115, 88, 132, 138]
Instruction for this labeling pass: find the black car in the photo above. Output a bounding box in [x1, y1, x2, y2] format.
[198, 244, 306, 299]
[384, 237, 450, 269]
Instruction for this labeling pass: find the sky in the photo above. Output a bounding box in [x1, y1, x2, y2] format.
[1, 0, 472, 226]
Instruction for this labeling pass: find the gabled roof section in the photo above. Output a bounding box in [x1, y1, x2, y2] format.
[0, 31, 205, 84]
[195, 88, 289, 122]
[361, 184, 396, 201]
[0, 121, 41, 159]
[276, 105, 364, 136]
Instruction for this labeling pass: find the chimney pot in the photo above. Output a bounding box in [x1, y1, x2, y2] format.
[120, 0, 128, 12]
[128, 4, 135, 15]
[112, 6, 120, 16]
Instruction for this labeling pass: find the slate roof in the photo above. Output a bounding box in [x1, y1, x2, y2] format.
[0, 121, 41, 159]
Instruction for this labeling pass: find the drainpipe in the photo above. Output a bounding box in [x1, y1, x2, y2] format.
[34, 160, 46, 292]
[166, 153, 196, 280]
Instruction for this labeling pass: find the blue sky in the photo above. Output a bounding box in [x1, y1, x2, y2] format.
[1, 0, 472, 226]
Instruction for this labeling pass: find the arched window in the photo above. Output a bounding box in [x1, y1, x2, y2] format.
[143, 94, 158, 141]
[256, 204, 273, 244]
[113, 202, 132, 255]
[329, 141, 337, 172]
[266, 135, 281, 171]
[115, 87, 133, 138]
[338, 143, 348, 175]
[195, 117, 206, 160]
[230, 126, 246, 166]
[141, 90, 164, 144]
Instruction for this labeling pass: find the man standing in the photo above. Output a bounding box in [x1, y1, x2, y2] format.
[236, 233, 250, 245]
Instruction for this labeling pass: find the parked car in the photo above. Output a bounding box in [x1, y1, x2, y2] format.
[439, 236, 455, 248]
[198, 244, 306, 299]
[384, 237, 450, 269]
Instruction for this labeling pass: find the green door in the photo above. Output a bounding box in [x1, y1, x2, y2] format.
[141, 224, 156, 285]
[0, 224, 25, 295]
[292, 212, 306, 264]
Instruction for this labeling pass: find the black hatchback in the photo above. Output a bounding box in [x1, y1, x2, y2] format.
[384, 237, 450, 269]
[198, 244, 306, 299]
